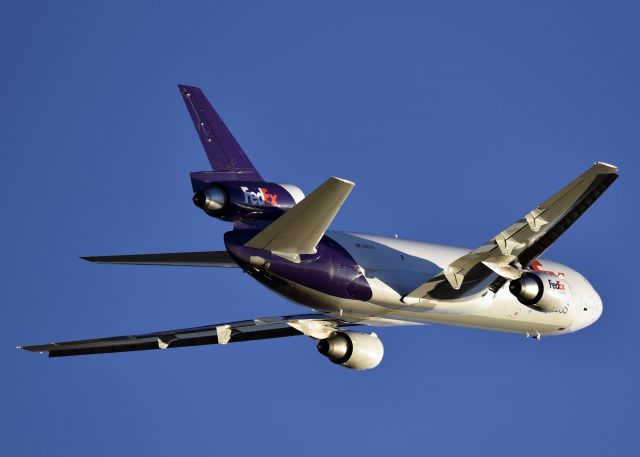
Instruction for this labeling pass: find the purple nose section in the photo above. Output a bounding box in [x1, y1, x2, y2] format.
[224, 230, 372, 301]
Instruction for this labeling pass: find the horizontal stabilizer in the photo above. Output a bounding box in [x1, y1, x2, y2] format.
[81, 251, 237, 267]
[244, 177, 354, 257]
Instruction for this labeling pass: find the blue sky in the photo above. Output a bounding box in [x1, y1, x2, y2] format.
[2, 1, 638, 455]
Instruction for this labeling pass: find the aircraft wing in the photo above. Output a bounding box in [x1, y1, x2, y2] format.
[19, 314, 356, 357]
[81, 251, 238, 267]
[405, 162, 618, 302]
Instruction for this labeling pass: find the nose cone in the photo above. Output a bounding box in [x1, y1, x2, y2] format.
[572, 282, 603, 332]
[592, 289, 603, 323]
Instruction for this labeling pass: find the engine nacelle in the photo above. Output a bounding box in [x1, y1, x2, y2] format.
[316, 331, 384, 370]
[509, 272, 571, 312]
[192, 181, 304, 222]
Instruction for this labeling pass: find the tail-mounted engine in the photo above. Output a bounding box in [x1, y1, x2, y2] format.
[192, 182, 304, 223]
[316, 331, 384, 370]
[509, 272, 571, 312]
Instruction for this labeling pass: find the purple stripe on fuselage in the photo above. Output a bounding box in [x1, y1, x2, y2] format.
[224, 230, 372, 301]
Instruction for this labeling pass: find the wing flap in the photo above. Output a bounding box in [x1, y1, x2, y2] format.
[81, 251, 238, 268]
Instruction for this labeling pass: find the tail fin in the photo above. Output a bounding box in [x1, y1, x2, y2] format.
[178, 85, 263, 187]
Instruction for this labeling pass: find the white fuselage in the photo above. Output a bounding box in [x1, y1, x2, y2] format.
[269, 232, 603, 337]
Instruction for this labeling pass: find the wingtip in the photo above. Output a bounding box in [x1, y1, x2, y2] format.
[595, 161, 619, 173]
[331, 176, 356, 187]
[19, 344, 51, 354]
[17, 345, 44, 354]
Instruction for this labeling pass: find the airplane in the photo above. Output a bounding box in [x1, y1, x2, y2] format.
[20, 85, 619, 370]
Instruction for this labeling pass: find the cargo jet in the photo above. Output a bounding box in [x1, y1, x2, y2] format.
[20, 85, 618, 370]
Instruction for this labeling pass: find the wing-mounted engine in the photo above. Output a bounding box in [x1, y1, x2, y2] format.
[192, 182, 304, 223]
[509, 272, 571, 312]
[316, 331, 384, 370]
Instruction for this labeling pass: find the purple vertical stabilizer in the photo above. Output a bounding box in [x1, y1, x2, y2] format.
[178, 84, 263, 182]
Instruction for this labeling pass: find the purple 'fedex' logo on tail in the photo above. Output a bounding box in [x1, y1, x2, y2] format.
[241, 186, 278, 206]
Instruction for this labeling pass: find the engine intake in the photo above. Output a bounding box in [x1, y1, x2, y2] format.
[317, 331, 384, 370]
[509, 272, 571, 312]
[193, 185, 227, 212]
